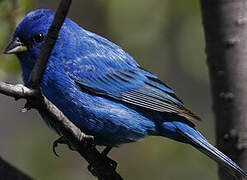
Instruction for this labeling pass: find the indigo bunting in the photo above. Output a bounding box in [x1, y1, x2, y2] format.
[4, 9, 247, 178]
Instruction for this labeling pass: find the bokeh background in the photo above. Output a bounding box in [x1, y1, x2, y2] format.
[0, 0, 216, 179]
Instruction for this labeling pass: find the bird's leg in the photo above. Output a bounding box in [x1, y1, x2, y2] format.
[102, 146, 117, 170]
[52, 136, 75, 157]
[101, 146, 112, 156]
[88, 146, 117, 174]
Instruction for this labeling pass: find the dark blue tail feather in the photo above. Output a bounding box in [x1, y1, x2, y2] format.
[161, 121, 247, 179]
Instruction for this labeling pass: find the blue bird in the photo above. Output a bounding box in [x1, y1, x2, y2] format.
[4, 9, 247, 178]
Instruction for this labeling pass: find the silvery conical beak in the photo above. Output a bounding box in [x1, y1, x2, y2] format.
[4, 37, 28, 54]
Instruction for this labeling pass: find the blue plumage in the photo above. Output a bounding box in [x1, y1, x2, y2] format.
[4, 9, 246, 178]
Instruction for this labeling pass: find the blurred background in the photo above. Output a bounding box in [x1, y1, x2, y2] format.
[0, 0, 216, 179]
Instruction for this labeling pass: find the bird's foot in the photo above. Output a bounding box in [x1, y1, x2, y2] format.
[101, 146, 112, 156]
[104, 156, 117, 170]
[88, 157, 117, 176]
[102, 146, 117, 170]
[52, 136, 75, 157]
[88, 146, 117, 175]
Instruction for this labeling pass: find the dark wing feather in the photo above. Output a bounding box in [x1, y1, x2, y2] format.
[67, 65, 200, 122]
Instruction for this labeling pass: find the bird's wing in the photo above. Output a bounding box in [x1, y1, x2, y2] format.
[62, 32, 199, 122]
[65, 63, 200, 122]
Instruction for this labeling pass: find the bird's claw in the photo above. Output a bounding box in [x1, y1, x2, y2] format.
[53, 137, 64, 157]
[87, 163, 97, 176]
[87, 146, 117, 175]
[101, 146, 112, 157]
[105, 156, 117, 170]
[87, 156, 117, 176]
[101, 146, 117, 170]
[52, 136, 75, 157]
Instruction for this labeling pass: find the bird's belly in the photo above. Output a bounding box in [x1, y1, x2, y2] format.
[41, 77, 157, 146]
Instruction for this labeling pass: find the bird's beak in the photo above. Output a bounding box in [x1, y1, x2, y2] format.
[4, 37, 28, 54]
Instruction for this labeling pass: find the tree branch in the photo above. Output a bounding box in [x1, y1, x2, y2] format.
[1, 0, 123, 179]
[0, 82, 37, 99]
[27, 0, 72, 88]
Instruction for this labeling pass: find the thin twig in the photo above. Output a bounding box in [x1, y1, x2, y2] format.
[27, 0, 72, 88]
[0, 82, 37, 99]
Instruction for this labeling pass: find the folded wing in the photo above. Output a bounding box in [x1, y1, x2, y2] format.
[65, 63, 200, 122]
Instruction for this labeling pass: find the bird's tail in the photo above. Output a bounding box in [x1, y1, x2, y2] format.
[161, 121, 247, 179]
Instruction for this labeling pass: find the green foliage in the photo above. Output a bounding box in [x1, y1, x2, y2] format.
[0, 0, 33, 74]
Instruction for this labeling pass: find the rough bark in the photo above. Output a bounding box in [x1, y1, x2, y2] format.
[200, 0, 247, 179]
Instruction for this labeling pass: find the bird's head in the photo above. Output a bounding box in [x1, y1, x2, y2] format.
[4, 9, 57, 82]
[5, 9, 56, 57]
[4, 8, 88, 83]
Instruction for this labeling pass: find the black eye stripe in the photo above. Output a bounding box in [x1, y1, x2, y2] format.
[34, 33, 44, 43]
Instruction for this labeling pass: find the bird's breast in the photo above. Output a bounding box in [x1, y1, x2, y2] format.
[40, 64, 157, 146]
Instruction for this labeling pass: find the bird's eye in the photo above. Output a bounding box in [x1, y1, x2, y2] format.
[34, 33, 44, 43]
